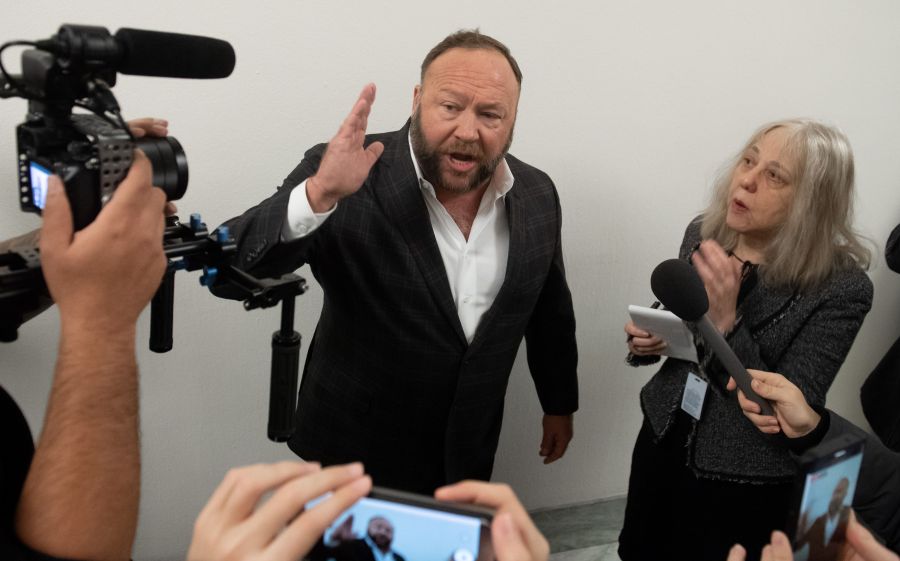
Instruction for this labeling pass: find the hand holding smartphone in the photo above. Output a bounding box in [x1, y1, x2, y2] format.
[189, 461, 546, 561]
[786, 434, 864, 561]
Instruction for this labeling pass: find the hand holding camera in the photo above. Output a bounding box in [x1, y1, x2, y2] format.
[40, 149, 166, 336]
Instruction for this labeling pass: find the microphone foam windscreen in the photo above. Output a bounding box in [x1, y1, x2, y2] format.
[114, 28, 235, 79]
[650, 258, 709, 321]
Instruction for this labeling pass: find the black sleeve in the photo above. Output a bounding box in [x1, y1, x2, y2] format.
[861, 334, 900, 452]
[524, 188, 578, 416]
[786, 405, 831, 454]
[885, 222, 900, 273]
[1, 538, 82, 561]
[210, 142, 329, 301]
[1, 388, 81, 561]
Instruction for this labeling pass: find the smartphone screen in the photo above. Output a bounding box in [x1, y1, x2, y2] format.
[28, 161, 52, 210]
[307, 487, 492, 561]
[788, 435, 864, 561]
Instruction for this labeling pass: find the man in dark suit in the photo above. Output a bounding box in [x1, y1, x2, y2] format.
[796, 477, 852, 561]
[314, 516, 407, 561]
[221, 30, 578, 493]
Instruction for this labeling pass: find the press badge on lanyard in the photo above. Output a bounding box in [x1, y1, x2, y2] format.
[681, 372, 708, 420]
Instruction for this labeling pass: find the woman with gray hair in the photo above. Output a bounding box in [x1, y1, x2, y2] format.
[618, 119, 873, 561]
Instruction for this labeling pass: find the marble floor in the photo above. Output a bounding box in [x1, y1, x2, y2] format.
[531, 496, 626, 561]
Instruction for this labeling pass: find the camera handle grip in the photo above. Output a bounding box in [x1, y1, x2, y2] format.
[268, 297, 301, 442]
[149, 268, 175, 353]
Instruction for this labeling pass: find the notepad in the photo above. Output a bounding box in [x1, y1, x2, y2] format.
[628, 305, 698, 363]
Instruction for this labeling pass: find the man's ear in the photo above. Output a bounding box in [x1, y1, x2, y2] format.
[411, 84, 422, 115]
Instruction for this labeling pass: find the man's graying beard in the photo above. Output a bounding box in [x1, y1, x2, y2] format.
[410, 106, 513, 194]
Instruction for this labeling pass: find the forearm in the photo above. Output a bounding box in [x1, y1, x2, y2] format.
[16, 325, 140, 561]
[213, 151, 326, 291]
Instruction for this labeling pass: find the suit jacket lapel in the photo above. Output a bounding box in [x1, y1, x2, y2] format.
[371, 124, 468, 347]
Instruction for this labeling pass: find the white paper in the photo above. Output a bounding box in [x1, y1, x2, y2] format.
[628, 304, 699, 363]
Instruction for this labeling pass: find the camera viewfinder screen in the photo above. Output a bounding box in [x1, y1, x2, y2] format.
[792, 448, 863, 561]
[307, 495, 484, 561]
[29, 161, 51, 210]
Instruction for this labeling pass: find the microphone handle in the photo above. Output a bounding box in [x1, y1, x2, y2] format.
[695, 315, 776, 417]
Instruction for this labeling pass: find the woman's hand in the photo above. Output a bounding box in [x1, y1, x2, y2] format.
[691, 239, 743, 334]
[625, 321, 666, 356]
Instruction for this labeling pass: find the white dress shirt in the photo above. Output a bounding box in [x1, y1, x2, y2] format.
[282, 136, 515, 343]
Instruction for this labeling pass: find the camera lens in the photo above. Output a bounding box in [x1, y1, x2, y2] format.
[136, 136, 188, 201]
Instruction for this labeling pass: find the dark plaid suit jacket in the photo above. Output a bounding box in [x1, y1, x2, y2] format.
[222, 122, 578, 493]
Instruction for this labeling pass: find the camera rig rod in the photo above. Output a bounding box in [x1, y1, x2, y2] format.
[152, 213, 308, 441]
[1, 212, 307, 442]
[0, 246, 45, 342]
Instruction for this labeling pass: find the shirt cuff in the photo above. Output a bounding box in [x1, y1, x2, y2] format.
[282, 179, 337, 241]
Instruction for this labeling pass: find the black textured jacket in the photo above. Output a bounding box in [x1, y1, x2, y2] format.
[637, 219, 873, 482]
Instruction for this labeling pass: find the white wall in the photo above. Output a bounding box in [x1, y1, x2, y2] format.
[1, 2, 899, 559]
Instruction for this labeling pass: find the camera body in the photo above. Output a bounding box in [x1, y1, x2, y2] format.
[18, 112, 134, 230]
[5, 25, 187, 230]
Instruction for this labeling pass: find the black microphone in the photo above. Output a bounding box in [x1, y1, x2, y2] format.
[114, 28, 235, 79]
[650, 258, 775, 416]
[35, 25, 235, 80]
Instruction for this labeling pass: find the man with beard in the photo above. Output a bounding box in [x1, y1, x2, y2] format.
[221, 30, 578, 493]
[796, 477, 852, 561]
[313, 515, 407, 561]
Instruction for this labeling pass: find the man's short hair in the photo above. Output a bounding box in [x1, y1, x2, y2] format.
[421, 29, 523, 86]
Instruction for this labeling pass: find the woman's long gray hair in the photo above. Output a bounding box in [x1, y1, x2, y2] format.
[700, 119, 871, 290]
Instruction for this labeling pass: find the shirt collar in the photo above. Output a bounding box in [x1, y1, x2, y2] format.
[407, 132, 514, 202]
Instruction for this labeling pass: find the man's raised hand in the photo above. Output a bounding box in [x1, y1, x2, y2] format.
[306, 84, 385, 212]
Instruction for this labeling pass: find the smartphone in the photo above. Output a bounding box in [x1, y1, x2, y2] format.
[786, 433, 864, 561]
[306, 486, 494, 561]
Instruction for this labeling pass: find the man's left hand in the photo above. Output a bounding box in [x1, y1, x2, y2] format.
[539, 414, 573, 464]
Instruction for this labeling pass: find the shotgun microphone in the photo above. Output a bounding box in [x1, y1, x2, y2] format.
[33, 25, 235, 80]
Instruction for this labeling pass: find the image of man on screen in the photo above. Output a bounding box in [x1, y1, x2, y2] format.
[322, 515, 407, 561]
[796, 477, 852, 561]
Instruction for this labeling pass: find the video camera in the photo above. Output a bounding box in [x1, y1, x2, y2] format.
[1, 24, 231, 229]
[1, 25, 304, 442]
